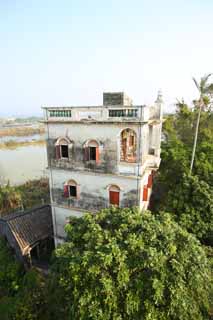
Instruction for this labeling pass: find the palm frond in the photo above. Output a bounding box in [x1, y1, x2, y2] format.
[202, 73, 212, 84]
[206, 83, 213, 93]
[194, 74, 213, 94]
[201, 74, 212, 92]
[193, 77, 200, 91]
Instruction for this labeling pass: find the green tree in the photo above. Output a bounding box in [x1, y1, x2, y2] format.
[12, 269, 48, 320]
[51, 207, 211, 320]
[190, 74, 213, 173]
[151, 97, 213, 242]
[165, 174, 213, 244]
[0, 239, 23, 298]
[0, 239, 23, 320]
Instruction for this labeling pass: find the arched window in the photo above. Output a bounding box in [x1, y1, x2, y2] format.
[120, 129, 137, 163]
[64, 179, 79, 199]
[84, 140, 100, 163]
[55, 137, 72, 160]
[109, 185, 120, 206]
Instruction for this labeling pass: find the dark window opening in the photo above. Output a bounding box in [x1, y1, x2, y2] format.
[89, 147, 96, 160]
[61, 145, 68, 158]
[69, 185, 77, 197]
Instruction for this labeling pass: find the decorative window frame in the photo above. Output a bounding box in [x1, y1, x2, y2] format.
[63, 179, 80, 200]
[55, 137, 73, 160]
[83, 139, 101, 163]
[118, 128, 137, 163]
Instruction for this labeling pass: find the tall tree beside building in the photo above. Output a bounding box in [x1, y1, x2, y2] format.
[151, 97, 213, 244]
[190, 74, 213, 173]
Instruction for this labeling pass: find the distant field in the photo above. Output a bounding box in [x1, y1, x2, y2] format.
[0, 125, 45, 137]
[0, 139, 45, 149]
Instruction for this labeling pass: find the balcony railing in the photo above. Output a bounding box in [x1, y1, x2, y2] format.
[108, 109, 138, 118]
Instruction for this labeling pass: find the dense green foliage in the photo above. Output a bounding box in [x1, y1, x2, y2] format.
[0, 239, 49, 320]
[51, 207, 211, 319]
[151, 101, 213, 244]
[0, 240, 23, 298]
[0, 178, 50, 216]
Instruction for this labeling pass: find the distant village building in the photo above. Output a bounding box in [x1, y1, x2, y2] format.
[43, 92, 163, 246]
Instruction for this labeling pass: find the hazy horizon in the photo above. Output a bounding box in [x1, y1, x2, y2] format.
[1, 0, 213, 117]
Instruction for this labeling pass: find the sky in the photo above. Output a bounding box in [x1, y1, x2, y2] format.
[0, 0, 213, 116]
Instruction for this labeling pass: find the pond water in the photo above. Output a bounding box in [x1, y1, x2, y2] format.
[0, 144, 48, 185]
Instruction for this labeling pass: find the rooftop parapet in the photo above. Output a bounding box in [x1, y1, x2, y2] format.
[42, 91, 163, 123]
[42, 105, 149, 122]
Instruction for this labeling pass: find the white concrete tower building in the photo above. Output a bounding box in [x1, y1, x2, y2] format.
[43, 92, 163, 246]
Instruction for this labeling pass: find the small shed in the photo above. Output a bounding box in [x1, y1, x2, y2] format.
[0, 205, 53, 268]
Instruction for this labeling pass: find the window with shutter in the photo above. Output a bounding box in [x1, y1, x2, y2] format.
[84, 147, 89, 161]
[95, 147, 100, 164]
[84, 140, 100, 164]
[65, 180, 79, 199]
[64, 185, 69, 198]
[109, 191, 119, 206]
[147, 174, 153, 188]
[56, 145, 61, 160]
[109, 185, 120, 206]
[55, 137, 72, 160]
[143, 186, 148, 201]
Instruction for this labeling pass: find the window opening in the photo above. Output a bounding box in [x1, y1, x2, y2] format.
[89, 147, 96, 161]
[69, 185, 77, 197]
[120, 129, 137, 163]
[61, 145, 69, 158]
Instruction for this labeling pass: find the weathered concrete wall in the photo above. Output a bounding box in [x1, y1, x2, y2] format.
[46, 122, 151, 175]
[103, 92, 133, 106]
[50, 168, 139, 210]
[50, 166, 154, 241]
[47, 137, 117, 174]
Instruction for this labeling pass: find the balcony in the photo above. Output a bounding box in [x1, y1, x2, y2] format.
[108, 109, 138, 118]
[42, 105, 151, 123]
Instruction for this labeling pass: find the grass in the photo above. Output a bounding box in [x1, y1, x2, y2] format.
[0, 178, 50, 216]
[0, 126, 45, 137]
[0, 139, 45, 150]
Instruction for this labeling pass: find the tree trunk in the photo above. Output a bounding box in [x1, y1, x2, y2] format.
[190, 101, 202, 174]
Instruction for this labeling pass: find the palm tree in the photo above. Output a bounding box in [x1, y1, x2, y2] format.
[190, 74, 213, 174]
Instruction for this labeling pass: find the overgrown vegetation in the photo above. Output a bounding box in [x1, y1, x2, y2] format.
[0, 139, 45, 150]
[0, 239, 48, 320]
[0, 179, 50, 216]
[0, 125, 45, 137]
